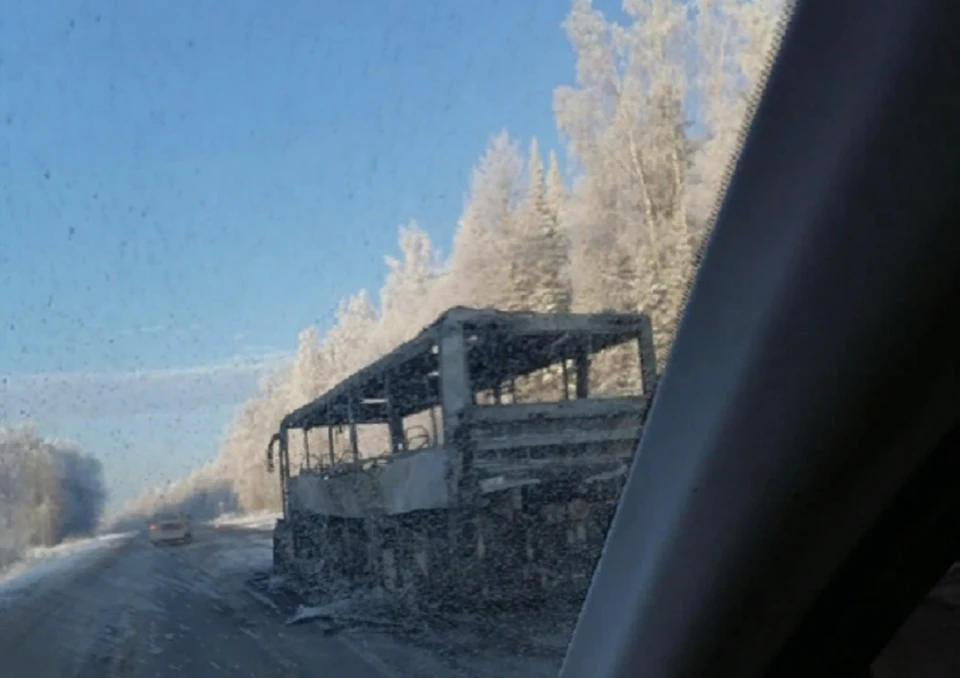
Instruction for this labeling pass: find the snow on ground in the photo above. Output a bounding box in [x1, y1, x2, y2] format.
[287, 587, 401, 627]
[213, 533, 274, 575]
[163, 526, 276, 605]
[286, 588, 569, 676]
[0, 532, 133, 605]
[205, 512, 277, 577]
[209, 510, 280, 530]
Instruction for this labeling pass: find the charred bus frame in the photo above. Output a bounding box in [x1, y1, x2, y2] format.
[266, 306, 657, 604]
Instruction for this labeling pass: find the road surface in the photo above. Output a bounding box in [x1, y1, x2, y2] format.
[0, 525, 562, 678]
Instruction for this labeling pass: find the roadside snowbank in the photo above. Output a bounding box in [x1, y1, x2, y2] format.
[0, 532, 132, 604]
[209, 510, 280, 531]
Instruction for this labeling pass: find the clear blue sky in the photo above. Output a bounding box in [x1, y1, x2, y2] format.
[0, 0, 619, 506]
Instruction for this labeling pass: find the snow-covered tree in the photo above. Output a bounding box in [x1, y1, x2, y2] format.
[377, 223, 441, 350]
[0, 424, 106, 568]
[283, 327, 323, 470]
[290, 326, 323, 408]
[556, 0, 783, 365]
[448, 131, 525, 309]
[515, 139, 573, 314]
[326, 290, 379, 374]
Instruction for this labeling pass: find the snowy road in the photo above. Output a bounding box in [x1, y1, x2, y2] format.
[0, 524, 561, 678]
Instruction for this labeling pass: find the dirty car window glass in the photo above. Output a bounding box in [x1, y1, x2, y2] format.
[9, 1, 950, 677]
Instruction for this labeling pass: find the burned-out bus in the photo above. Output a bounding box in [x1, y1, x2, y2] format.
[267, 306, 657, 608]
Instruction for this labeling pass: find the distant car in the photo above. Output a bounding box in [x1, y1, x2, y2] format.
[148, 512, 192, 545]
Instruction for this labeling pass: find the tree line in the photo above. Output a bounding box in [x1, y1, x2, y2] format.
[0, 424, 107, 569]
[109, 0, 784, 524]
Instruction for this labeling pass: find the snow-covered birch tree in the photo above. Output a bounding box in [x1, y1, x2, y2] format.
[556, 0, 784, 365]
